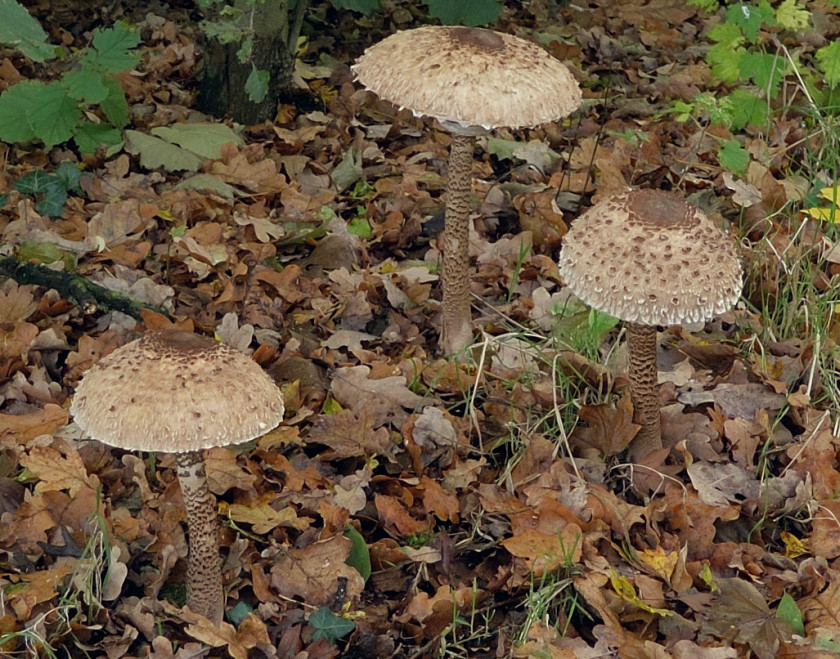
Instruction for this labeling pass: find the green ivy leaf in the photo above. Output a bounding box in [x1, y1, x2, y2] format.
[309, 607, 355, 644]
[330, 0, 380, 15]
[27, 81, 81, 148]
[55, 162, 82, 193]
[37, 181, 69, 217]
[718, 139, 749, 175]
[424, 0, 502, 26]
[816, 40, 840, 88]
[15, 170, 56, 194]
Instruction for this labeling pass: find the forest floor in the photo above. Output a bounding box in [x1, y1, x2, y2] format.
[2, 0, 840, 657]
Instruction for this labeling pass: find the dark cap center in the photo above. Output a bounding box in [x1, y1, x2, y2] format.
[447, 27, 505, 52]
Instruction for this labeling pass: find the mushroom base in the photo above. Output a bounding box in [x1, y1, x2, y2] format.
[177, 451, 224, 624]
[626, 322, 663, 461]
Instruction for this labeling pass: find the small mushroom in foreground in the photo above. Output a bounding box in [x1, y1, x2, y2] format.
[557, 189, 743, 460]
[354, 25, 581, 355]
[70, 330, 285, 624]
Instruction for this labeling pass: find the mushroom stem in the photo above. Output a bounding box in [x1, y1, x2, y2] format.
[441, 132, 476, 355]
[626, 322, 662, 461]
[176, 450, 223, 624]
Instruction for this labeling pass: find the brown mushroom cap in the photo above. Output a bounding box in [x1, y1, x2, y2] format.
[70, 330, 285, 452]
[353, 26, 582, 131]
[557, 190, 743, 326]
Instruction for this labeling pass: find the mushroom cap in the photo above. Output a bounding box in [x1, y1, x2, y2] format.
[353, 26, 582, 132]
[70, 330, 285, 452]
[557, 189, 743, 326]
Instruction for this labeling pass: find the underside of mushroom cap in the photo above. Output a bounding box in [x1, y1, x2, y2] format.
[353, 26, 582, 131]
[557, 189, 743, 326]
[70, 330, 285, 452]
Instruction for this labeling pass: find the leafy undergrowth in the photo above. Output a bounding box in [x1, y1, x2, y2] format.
[2, 0, 840, 657]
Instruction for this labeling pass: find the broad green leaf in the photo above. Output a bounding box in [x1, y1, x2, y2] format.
[309, 607, 355, 644]
[687, 0, 719, 11]
[245, 65, 270, 103]
[708, 21, 744, 49]
[707, 43, 744, 83]
[775, 0, 809, 30]
[331, 0, 380, 14]
[726, 2, 775, 42]
[99, 76, 129, 128]
[226, 601, 253, 626]
[0, 80, 44, 143]
[718, 139, 749, 176]
[37, 181, 68, 217]
[151, 122, 243, 160]
[738, 51, 785, 96]
[73, 122, 123, 155]
[87, 23, 141, 71]
[17, 240, 77, 269]
[424, 0, 502, 26]
[344, 524, 371, 580]
[0, 0, 55, 62]
[348, 216, 372, 238]
[28, 82, 81, 148]
[62, 69, 109, 104]
[816, 40, 840, 88]
[728, 89, 769, 130]
[124, 130, 204, 172]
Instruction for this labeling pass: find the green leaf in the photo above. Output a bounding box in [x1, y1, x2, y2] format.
[309, 607, 355, 644]
[707, 43, 745, 83]
[775, 0, 810, 30]
[347, 215, 372, 239]
[227, 601, 253, 626]
[27, 82, 81, 148]
[73, 122, 123, 156]
[62, 68, 109, 104]
[728, 88, 769, 130]
[37, 180, 68, 217]
[55, 162, 82, 193]
[738, 51, 785, 96]
[124, 130, 205, 172]
[87, 23, 141, 72]
[776, 592, 805, 636]
[17, 240, 77, 269]
[245, 64, 269, 103]
[718, 139, 749, 176]
[726, 2, 775, 42]
[99, 76, 129, 128]
[708, 21, 744, 49]
[424, 0, 502, 26]
[0, 0, 55, 62]
[816, 40, 840, 88]
[0, 80, 44, 143]
[687, 0, 719, 11]
[331, 0, 380, 14]
[151, 122, 244, 160]
[15, 170, 57, 194]
[344, 524, 371, 580]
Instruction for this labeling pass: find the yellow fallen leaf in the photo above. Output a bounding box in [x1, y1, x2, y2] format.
[20, 443, 96, 498]
[638, 546, 678, 582]
[781, 531, 809, 558]
[609, 572, 672, 617]
[221, 500, 310, 534]
[804, 206, 839, 222]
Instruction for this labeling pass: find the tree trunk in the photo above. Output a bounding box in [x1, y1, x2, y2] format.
[196, 0, 306, 124]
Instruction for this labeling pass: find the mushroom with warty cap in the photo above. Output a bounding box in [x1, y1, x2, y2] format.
[354, 25, 582, 355]
[69, 330, 285, 624]
[557, 189, 743, 460]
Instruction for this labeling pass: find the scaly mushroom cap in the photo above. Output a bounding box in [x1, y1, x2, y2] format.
[557, 189, 743, 326]
[353, 26, 582, 132]
[70, 330, 285, 452]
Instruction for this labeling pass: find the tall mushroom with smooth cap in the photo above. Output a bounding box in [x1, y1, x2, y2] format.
[354, 26, 581, 355]
[70, 330, 285, 624]
[557, 189, 743, 460]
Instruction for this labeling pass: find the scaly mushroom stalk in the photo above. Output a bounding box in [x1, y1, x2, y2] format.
[176, 451, 223, 624]
[626, 322, 661, 460]
[441, 133, 476, 355]
[353, 26, 581, 355]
